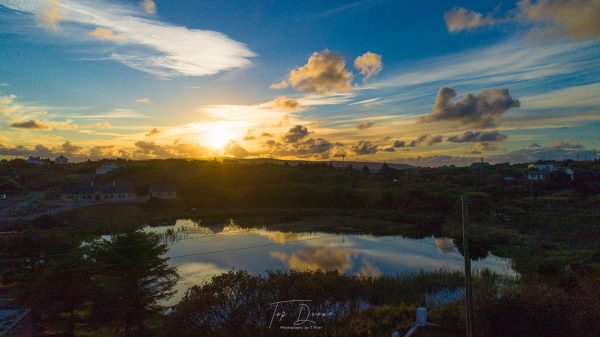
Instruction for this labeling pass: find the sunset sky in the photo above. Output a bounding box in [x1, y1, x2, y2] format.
[0, 0, 599, 165]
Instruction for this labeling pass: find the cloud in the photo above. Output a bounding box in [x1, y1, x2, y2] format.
[10, 119, 51, 130]
[447, 1, 600, 39]
[518, 0, 600, 39]
[551, 139, 584, 149]
[409, 134, 443, 147]
[352, 140, 378, 155]
[270, 80, 289, 90]
[447, 130, 508, 143]
[133, 140, 210, 158]
[243, 129, 255, 140]
[136, 97, 153, 105]
[95, 122, 111, 129]
[141, 0, 156, 14]
[89, 27, 123, 41]
[60, 140, 83, 154]
[274, 50, 353, 94]
[73, 108, 148, 119]
[145, 127, 161, 137]
[223, 141, 249, 158]
[466, 142, 498, 154]
[282, 125, 309, 143]
[393, 140, 406, 148]
[357, 122, 374, 130]
[37, 0, 65, 31]
[1, 0, 255, 77]
[262, 136, 342, 159]
[270, 96, 301, 111]
[444, 7, 496, 33]
[420, 87, 520, 127]
[354, 52, 382, 82]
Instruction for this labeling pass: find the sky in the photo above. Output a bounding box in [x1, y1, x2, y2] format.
[0, 0, 599, 165]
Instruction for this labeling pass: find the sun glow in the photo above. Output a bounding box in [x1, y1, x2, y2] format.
[203, 129, 234, 149]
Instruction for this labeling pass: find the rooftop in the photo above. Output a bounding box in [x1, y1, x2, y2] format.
[61, 181, 135, 194]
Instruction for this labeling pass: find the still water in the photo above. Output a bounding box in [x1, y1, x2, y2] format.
[146, 219, 515, 304]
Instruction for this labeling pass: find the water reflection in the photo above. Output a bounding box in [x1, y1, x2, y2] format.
[146, 219, 515, 304]
[269, 247, 354, 272]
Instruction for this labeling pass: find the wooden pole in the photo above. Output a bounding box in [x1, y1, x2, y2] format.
[462, 196, 474, 337]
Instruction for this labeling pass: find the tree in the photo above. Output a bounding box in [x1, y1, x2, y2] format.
[89, 230, 178, 337]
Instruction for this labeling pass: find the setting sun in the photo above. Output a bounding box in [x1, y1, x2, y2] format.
[203, 129, 234, 149]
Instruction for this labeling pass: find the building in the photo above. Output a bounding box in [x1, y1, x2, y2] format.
[61, 181, 136, 204]
[54, 155, 69, 164]
[96, 163, 120, 175]
[149, 184, 177, 199]
[26, 156, 45, 166]
[0, 308, 32, 337]
[527, 163, 554, 181]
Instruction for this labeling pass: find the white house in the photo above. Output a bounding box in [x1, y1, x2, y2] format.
[96, 163, 120, 175]
[527, 163, 555, 181]
[54, 155, 69, 164]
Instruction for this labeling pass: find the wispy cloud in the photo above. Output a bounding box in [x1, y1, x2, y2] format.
[72, 108, 148, 119]
[373, 38, 598, 90]
[0, 0, 255, 77]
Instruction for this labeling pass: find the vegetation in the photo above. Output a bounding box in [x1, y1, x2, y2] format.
[1, 158, 599, 336]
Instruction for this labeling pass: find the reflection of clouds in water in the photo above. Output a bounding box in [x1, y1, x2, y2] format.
[434, 238, 456, 254]
[176, 261, 230, 284]
[256, 231, 303, 243]
[270, 247, 353, 272]
[167, 261, 231, 305]
[356, 258, 382, 277]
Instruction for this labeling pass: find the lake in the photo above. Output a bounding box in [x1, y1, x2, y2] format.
[146, 219, 516, 304]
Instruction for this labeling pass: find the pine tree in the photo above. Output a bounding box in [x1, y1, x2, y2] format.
[89, 230, 179, 337]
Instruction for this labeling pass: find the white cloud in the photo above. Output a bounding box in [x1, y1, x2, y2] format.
[0, 0, 255, 77]
[136, 97, 153, 105]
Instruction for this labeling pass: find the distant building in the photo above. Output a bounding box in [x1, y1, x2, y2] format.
[527, 168, 547, 181]
[26, 156, 45, 166]
[54, 155, 69, 164]
[149, 184, 177, 200]
[0, 308, 32, 337]
[61, 181, 136, 204]
[96, 163, 120, 175]
[527, 163, 575, 181]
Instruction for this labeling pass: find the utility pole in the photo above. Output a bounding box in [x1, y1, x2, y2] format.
[462, 196, 474, 337]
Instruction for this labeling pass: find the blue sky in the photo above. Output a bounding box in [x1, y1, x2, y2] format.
[0, 0, 599, 165]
